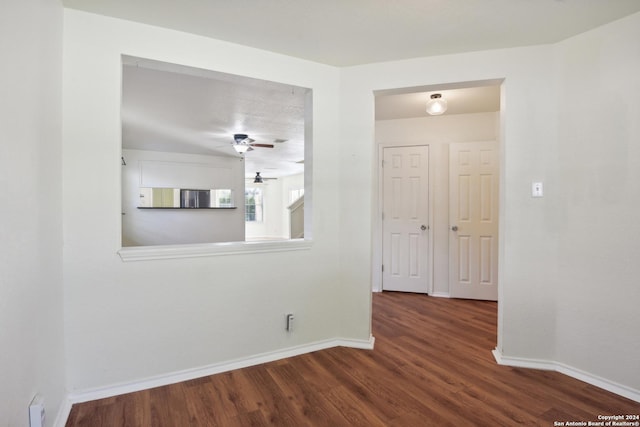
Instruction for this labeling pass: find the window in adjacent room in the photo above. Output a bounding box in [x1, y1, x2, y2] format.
[245, 188, 263, 222]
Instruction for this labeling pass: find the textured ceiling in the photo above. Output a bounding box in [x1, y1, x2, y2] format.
[122, 57, 308, 178]
[63, 0, 640, 66]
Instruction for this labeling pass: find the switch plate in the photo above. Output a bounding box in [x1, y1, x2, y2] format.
[532, 182, 543, 198]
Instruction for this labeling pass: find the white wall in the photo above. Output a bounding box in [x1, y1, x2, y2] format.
[341, 45, 560, 364]
[57, 4, 640, 403]
[0, 0, 66, 424]
[342, 12, 640, 395]
[63, 9, 354, 392]
[122, 149, 245, 246]
[375, 112, 499, 294]
[553, 12, 640, 392]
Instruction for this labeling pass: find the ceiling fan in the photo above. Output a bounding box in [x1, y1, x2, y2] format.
[232, 134, 274, 154]
[252, 172, 278, 183]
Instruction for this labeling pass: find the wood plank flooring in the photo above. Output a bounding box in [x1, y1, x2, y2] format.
[66, 292, 640, 426]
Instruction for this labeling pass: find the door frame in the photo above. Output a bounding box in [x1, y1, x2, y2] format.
[372, 79, 505, 356]
[374, 143, 434, 293]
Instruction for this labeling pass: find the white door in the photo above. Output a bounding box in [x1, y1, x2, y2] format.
[382, 146, 430, 293]
[449, 142, 499, 301]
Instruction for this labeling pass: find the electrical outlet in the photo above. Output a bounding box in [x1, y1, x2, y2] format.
[29, 395, 45, 427]
[286, 313, 294, 332]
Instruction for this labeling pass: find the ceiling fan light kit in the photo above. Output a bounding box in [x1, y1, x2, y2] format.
[426, 93, 448, 115]
[231, 133, 274, 154]
[233, 143, 250, 154]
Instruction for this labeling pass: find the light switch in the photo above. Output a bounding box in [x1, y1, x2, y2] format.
[532, 182, 543, 197]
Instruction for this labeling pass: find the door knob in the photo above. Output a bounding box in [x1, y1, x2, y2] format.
[451, 225, 458, 231]
[420, 224, 427, 231]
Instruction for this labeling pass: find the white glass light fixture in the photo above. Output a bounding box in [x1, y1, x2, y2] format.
[426, 93, 447, 115]
[232, 133, 251, 154]
[233, 143, 250, 154]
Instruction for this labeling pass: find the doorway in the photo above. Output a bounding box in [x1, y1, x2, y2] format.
[375, 81, 502, 300]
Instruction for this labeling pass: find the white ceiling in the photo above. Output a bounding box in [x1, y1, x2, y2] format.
[63, 0, 640, 67]
[94, 2, 640, 178]
[122, 57, 308, 178]
[376, 84, 501, 121]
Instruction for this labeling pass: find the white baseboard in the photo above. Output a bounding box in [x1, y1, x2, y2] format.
[53, 396, 73, 427]
[429, 292, 450, 298]
[373, 289, 448, 297]
[492, 348, 640, 403]
[67, 336, 375, 406]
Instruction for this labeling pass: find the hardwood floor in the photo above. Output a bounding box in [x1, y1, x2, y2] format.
[66, 292, 640, 426]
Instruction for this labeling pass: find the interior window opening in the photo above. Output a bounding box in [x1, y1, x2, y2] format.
[120, 56, 311, 248]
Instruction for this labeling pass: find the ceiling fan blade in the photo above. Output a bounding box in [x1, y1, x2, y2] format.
[250, 143, 275, 148]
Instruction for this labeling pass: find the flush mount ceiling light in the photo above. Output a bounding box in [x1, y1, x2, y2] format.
[426, 93, 448, 115]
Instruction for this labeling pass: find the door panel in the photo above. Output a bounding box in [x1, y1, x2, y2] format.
[449, 142, 499, 301]
[382, 146, 430, 293]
